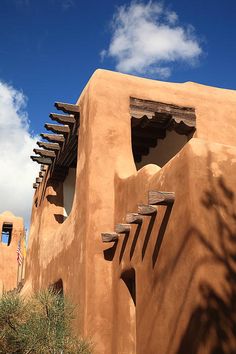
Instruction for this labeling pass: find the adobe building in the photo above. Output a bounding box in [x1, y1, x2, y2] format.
[26, 69, 236, 353]
[0, 211, 24, 293]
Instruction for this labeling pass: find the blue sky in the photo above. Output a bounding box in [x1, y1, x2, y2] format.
[0, 0, 235, 224]
[1, 0, 236, 133]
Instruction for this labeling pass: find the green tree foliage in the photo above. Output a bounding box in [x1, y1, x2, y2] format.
[0, 289, 92, 354]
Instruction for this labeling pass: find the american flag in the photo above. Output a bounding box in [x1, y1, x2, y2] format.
[17, 240, 23, 265]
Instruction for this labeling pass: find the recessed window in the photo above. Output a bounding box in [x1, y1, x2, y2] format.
[1, 223, 13, 246]
[130, 97, 196, 169]
[63, 167, 76, 218]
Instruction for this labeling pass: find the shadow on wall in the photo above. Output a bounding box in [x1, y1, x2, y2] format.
[46, 168, 76, 224]
[46, 185, 65, 224]
[175, 169, 236, 354]
[103, 203, 173, 264]
[140, 152, 236, 354]
[104, 151, 236, 353]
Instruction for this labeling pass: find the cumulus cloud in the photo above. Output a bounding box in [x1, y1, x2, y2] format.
[101, 1, 202, 78]
[0, 81, 38, 226]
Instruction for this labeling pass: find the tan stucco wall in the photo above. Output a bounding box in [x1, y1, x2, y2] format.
[24, 70, 236, 353]
[0, 211, 24, 292]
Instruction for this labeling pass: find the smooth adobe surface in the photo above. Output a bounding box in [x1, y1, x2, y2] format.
[0, 211, 24, 292]
[24, 70, 236, 353]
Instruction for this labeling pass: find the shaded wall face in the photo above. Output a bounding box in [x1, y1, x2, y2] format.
[110, 139, 236, 354]
[135, 130, 189, 169]
[0, 213, 24, 292]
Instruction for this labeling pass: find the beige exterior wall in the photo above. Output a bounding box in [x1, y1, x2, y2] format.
[24, 70, 236, 353]
[0, 211, 24, 292]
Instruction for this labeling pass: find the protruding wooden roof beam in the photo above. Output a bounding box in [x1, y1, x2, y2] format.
[149, 191, 175, 205]
[44, 123, 70, 135]
[40, 164, 47, 171]
[115, 224, 131, 234]
[39, 171, 45, 178]
[49, 113, 76, 125]
[40, 133, 65, 143]
[37, 141, 60, 151]
[101, 232, 119, 243]
[30, 156, 52, 165]
[36, 177, 42, 183]
[138, 204, 158, 215]
[33, 149, 56, 158]
[55, 102, 80, 115]
[33, 183, 39, 189]
[126, 213, 143, 224]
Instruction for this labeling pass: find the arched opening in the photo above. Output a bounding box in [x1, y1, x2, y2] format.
[117, 269, 136, 353]
[121, 268, 136, 305]
[130, 97, 196, 170]
[50, 278, 64, 295]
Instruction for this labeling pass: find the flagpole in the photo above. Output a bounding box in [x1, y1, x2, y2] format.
[17, 256, 20, 287]
[20, 257, 24, 283]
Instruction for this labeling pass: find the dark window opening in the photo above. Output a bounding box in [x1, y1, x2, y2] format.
[1, 223, 13, 246]
[121, 268, 136, 305]
[50, 278, 64, 295]
[130, 97, 196, 170]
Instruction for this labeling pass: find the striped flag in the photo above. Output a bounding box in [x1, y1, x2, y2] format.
[17, 240, 23, 265]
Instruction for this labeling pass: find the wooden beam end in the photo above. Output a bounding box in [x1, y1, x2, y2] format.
[101, 232, 119, 243]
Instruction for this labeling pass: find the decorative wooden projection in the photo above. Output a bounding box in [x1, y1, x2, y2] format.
[148, 191, 175, 205]
[101, 232, 119, 243]
[130, 97, 196, 132]
[39, 171, 45, 178]
[115, 224, 132, 234]
[126, 213, 143, 224]
[49, 113, 76, 125]
[30, 156, 52, 165]
[37, 141, 60, 151]
[44, 123, 70, 135]
[40, 164, 47, 172]
[31, 100, 80, 188]
[33, 183, 39, 189]
[54, 102, 80, 115]
[130, 97, 196, 163]
[138, 204, 158, 215]
[33, 149, 56, 158]
[40, 133, 65, 143]
[101, 190, 174, 247]
[36, 177, 43, 183]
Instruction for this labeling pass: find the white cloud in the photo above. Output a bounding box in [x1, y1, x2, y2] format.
[102, 1, 202, 78]
[0, 81, 38, 226]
